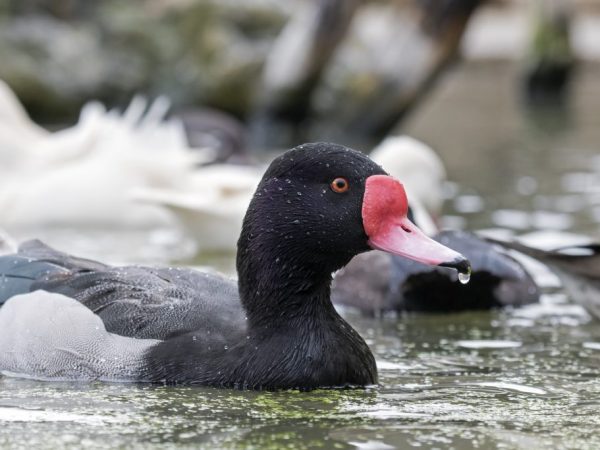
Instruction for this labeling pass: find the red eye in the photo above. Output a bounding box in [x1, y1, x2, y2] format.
[330, 177, 349, 193]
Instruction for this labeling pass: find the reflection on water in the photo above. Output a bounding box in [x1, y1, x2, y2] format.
[1, 62, 600, 449]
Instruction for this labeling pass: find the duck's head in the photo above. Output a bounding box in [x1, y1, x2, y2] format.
[238, 142, 470, 278]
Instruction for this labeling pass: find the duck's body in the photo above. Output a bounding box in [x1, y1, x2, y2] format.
[0, 240, 374, 388]
[0, 143, 468, 389]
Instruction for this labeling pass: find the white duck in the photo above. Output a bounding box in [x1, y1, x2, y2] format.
[133, 163, 264, 253]
[0, 89, 215, 232]
[134, 135, 447, 253]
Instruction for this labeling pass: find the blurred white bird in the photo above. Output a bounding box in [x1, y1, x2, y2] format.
[0, 85, 215, 232]
[133, 163, 264, 253]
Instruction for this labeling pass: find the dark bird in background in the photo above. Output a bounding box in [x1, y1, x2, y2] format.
[485, 238, 600, 320]
[333, 230, 539, 316]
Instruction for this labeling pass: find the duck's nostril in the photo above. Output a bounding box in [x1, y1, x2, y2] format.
[401, 225, 412, 233]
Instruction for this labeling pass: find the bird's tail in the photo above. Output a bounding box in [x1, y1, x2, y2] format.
[0, 240, 106, 306]
[485, 237, 600, 279]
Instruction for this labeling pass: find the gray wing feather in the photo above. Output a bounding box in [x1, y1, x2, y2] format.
[0, 240, 245, 340]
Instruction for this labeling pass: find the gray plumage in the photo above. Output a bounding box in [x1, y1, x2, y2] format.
[0, 240, 245, 341]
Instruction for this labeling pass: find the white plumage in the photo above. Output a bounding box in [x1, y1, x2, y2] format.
[0, 84, 214, 231]
[0, 291, 160, 381]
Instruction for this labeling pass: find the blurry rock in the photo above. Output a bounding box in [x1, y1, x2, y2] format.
[0, 15, 148, 122]
[0, 0, 290, 123]
[311, 0, 484, 147]
[250, 0, 360, 148]
[1, 0, 484, 147]
[522, 0, 575, 106]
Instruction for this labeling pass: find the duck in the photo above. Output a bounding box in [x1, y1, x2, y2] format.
[484, 237, 600, 320]
[332, 230, 540, 315]
[133, 135, 444, 253]
[0, 143, 469, 389]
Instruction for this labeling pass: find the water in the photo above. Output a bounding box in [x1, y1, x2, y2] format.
[1, 311, 599, 449]
[2, 61, 600, 449]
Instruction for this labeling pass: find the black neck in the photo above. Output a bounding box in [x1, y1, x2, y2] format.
[237, 232, 341, 329]
[233, 236, 377, 389]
